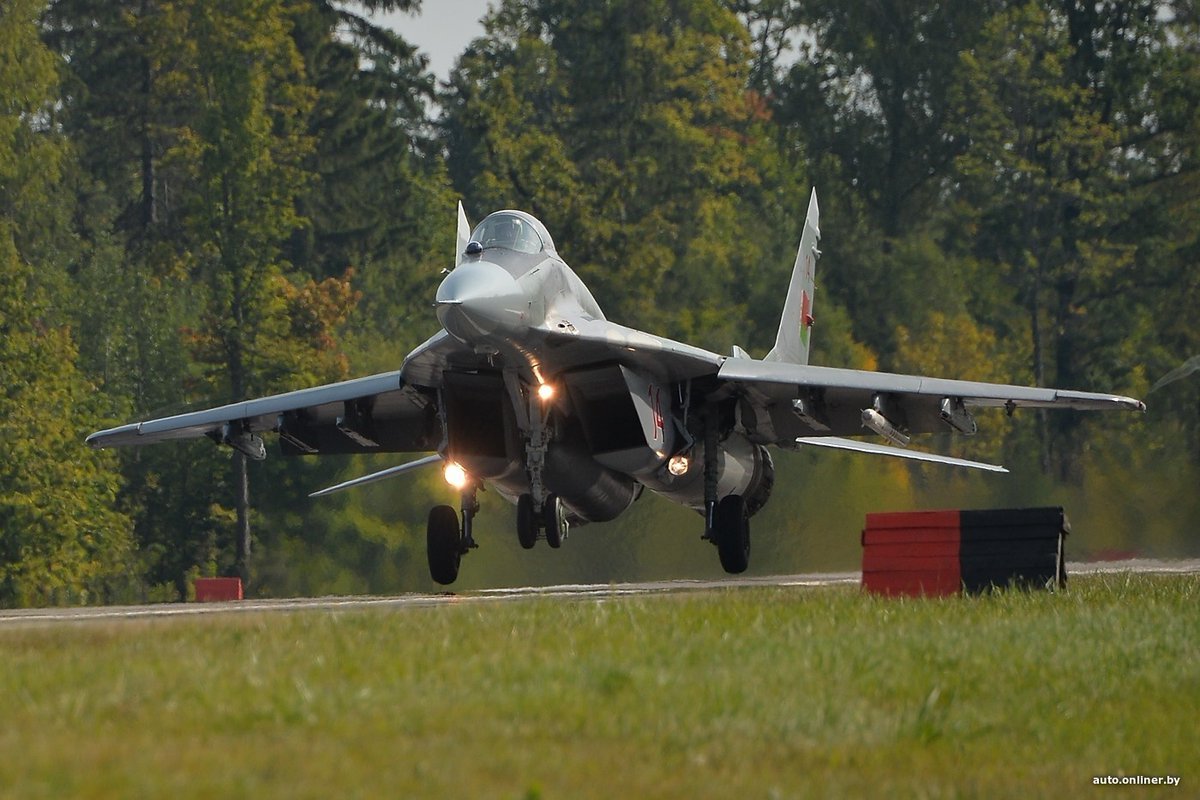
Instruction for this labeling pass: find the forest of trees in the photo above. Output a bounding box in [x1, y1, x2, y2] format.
[1, 0, 1197, 606]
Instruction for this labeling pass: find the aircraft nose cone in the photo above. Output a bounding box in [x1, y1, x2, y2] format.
[436, 260, 526, 342]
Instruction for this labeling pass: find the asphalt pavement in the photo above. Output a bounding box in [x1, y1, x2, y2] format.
[0, 558, 1195, 627]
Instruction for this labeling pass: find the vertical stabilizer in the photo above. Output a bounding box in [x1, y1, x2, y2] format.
[455, 201, 471, 267]
[765, 188, 821, 365]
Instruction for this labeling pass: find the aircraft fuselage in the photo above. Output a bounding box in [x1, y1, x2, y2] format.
[429, 210, 773, 527]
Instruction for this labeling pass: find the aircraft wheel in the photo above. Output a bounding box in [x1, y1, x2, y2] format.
[516, 494, 538, 550]
[427, 504, 462, 585]
[714, 494, 750, 574]
[543, 494, 565, 549]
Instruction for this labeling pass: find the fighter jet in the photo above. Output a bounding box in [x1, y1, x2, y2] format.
[87, 191, 1145, 584]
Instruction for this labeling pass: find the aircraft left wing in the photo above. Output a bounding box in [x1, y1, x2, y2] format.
[719, 356, 1145, 443]
[86, 370, 441, 458]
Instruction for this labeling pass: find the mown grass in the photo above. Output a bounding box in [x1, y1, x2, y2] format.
[0, 574, 1196, 799]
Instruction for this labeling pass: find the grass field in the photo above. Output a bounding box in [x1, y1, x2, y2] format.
[1, 574, 1195, 798]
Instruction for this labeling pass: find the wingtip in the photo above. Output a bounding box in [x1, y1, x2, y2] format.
[84, 429, 117, 449]
[1119, 396, 1147, 413]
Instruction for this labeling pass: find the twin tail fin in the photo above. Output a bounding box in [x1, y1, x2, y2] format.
[765, 188, 821, 365]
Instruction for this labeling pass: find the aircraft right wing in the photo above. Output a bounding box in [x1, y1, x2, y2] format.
[85, 325, 491, 460]
[86, 370, 442, 458]
[718, 356, 1146, 443]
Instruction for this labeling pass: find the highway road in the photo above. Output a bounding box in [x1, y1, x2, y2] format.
[0, 559, 1195, 627]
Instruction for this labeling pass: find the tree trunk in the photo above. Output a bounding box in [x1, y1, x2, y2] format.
[230, 295, 250, 588]
[234, 451, 251, 587]
[1029, 283, 1052, 474]
[140, 66, 156, 226]
[139, 0, 157, 228]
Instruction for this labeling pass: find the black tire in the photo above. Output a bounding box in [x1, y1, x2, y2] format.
[714, 494, 750, 574]
[427, 505, 462, 585]
[516, 494, 538, 550]
[543, 494, 564, 549]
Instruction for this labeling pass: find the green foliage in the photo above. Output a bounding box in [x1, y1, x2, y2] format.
[0, 0, 62, 232]
[289, 0, 437, 279]
[0, 0, 133, 606]
[945, 2, 1161, 473]
[775, 0, 999, 237]
[1, 0, 1196, 601]
[162, 0, 317, 395]
[445, 0, 783, 350]
[0, 228, 136, 606]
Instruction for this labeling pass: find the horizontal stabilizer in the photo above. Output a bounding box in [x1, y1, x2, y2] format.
[795, 436, 1008, 473]
[310, 454, 442, 498]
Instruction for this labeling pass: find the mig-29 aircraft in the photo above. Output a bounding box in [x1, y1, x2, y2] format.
[87, 191, 1146, 584]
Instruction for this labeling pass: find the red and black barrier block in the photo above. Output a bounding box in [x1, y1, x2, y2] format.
[193, 577, 244, 602]
[862, 507, 1069, 597]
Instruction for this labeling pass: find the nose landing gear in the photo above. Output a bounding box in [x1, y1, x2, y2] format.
[516, 493, 538, 549]
[512, 376, 569, 551]
[515, 492, 568, 549]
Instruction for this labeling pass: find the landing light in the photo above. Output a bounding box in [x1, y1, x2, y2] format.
[443, 461, 470, 489]
[667, 455, 690, 476]
[537, 383, 556, 401]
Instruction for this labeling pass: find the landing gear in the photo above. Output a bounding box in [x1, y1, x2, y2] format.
[700, 402, 750, 575]
[514, 492, 569, 549]
[427, 482, 480, 586]
[713, 494, 750, 574]
[427, 505, 462, 585]
[544, 494, 565, 549]
[513, 376, 570, 550]
[516, 493, 538, 549]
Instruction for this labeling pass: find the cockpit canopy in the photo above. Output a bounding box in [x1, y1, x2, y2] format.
[470, 211, 556, 256]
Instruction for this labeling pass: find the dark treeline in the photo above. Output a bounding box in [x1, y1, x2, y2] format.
[1, 0, 1197, 606]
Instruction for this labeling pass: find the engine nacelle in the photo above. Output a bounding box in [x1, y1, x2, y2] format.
[544, 439, 641, 524]
[641, 432, 775, 516]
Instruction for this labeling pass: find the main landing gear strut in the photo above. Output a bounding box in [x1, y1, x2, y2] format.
[427, 482, 480, 586]
[701, 404, 750, 574]
[427, 483, 568, 585]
